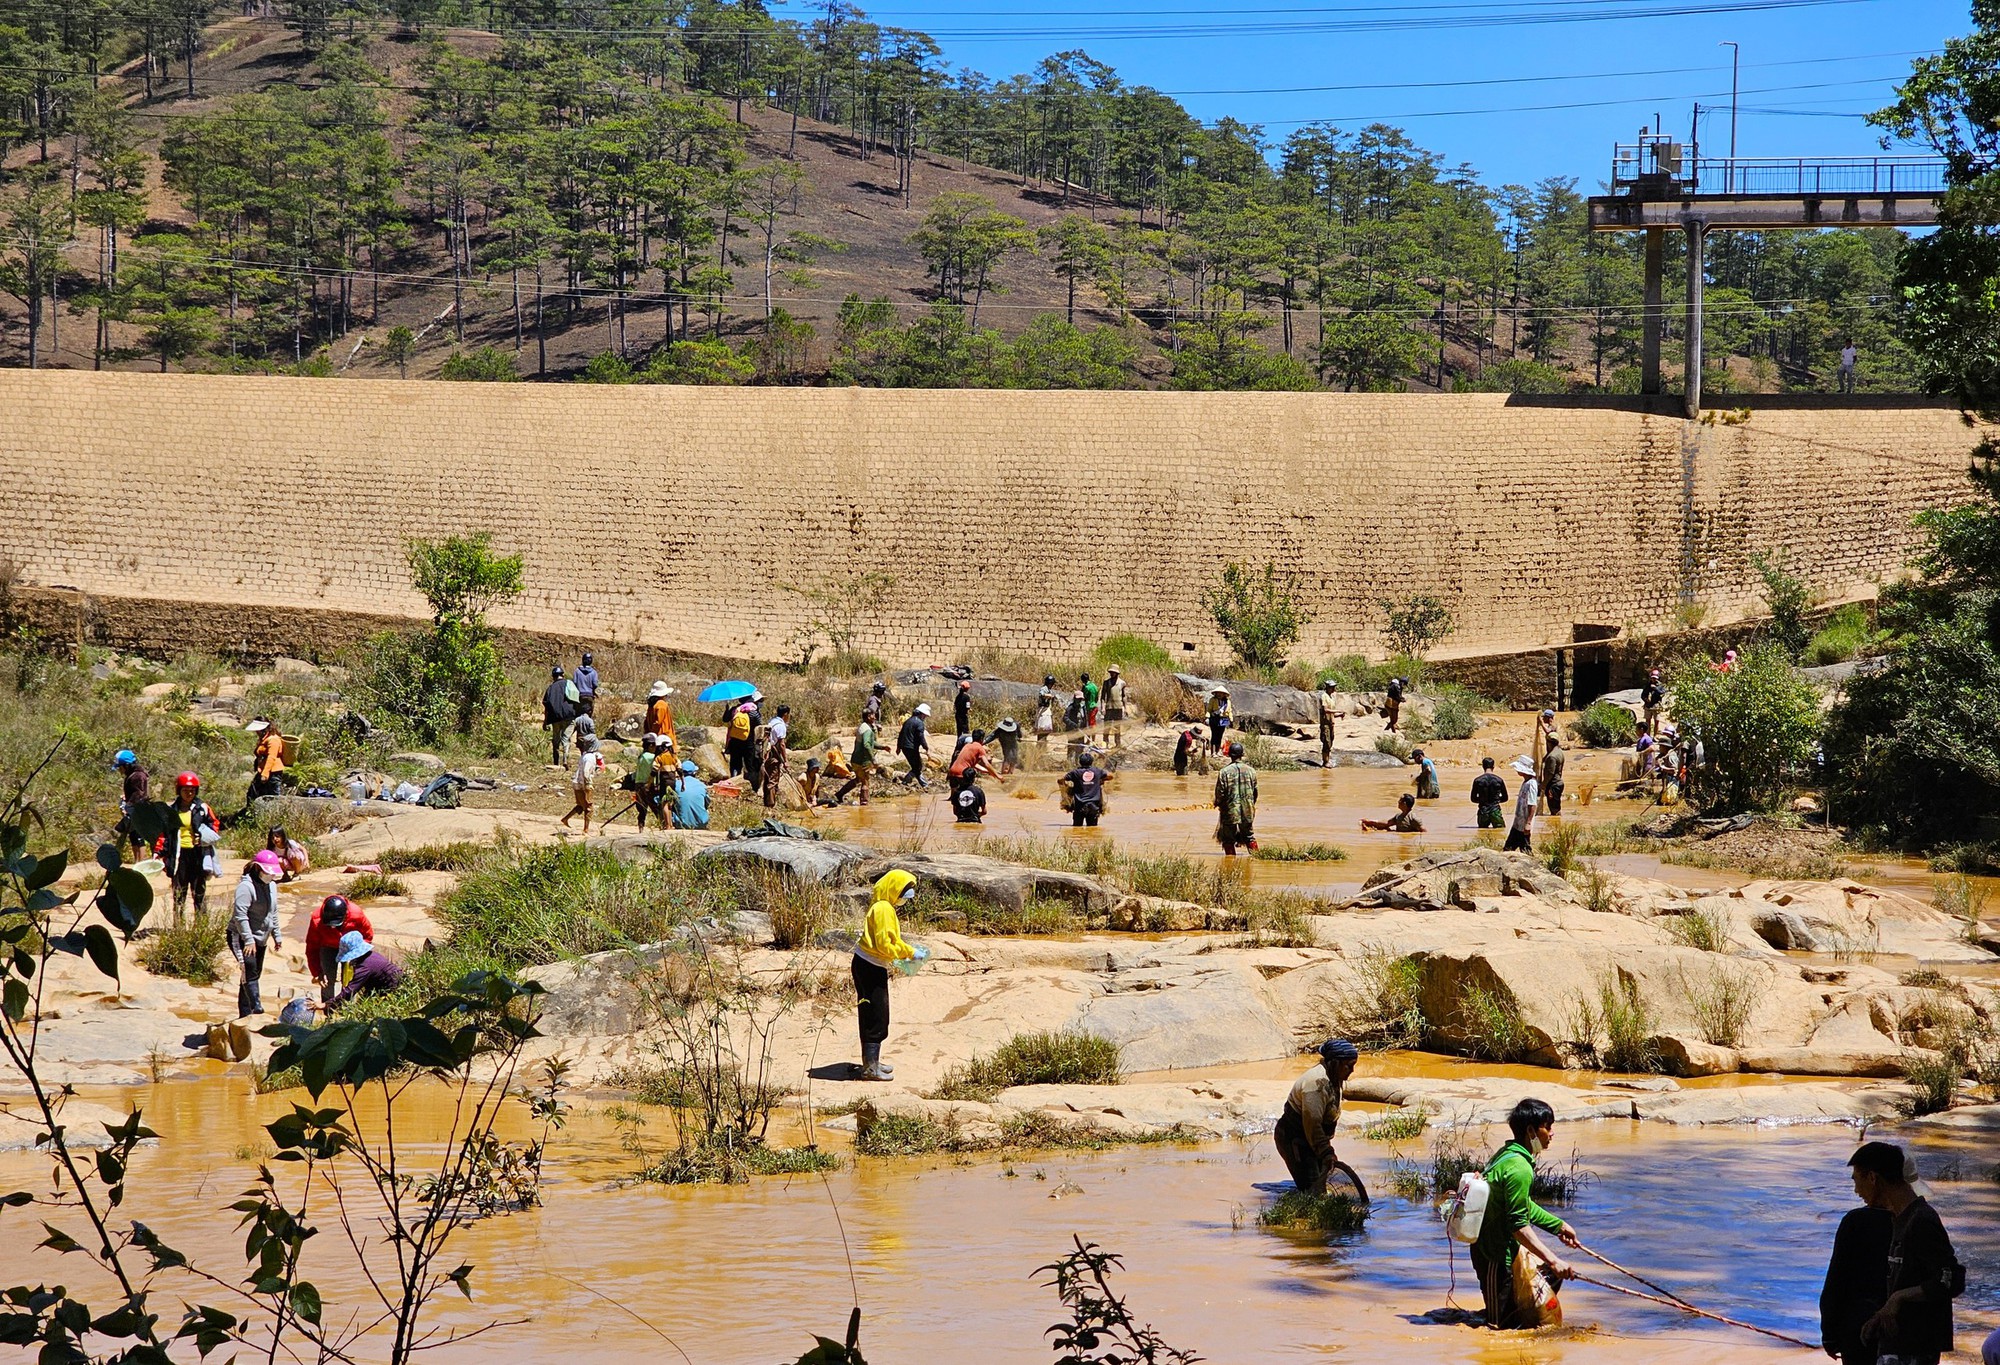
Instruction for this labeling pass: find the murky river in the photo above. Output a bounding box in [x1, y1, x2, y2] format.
[9, 1076, 1996, 1362]
[9, 734, 1997, 1360]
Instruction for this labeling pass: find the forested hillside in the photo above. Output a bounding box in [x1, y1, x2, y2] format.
[0, 0, 1917, 390]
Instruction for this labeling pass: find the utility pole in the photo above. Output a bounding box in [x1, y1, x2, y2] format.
[1719, 42, 1739, 192]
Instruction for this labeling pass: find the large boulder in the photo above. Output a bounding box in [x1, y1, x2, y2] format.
[1351, 848, 1584, 912]
[692, 836, 877, 884]
[1171, 673, 1318, 733]
[852, 851, 1117, 914]
[1075, 958, 1301, 1072]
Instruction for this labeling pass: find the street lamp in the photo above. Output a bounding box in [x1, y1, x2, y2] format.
[1719, 40, 1739, 192]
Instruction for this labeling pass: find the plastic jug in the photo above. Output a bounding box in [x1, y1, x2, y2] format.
[1442, 1171, 1489, 1243]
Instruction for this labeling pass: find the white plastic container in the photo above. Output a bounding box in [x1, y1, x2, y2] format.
[1442, 1171, 1489, 1243]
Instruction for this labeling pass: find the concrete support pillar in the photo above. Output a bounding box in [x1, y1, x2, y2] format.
[1684, 218, 1705, 419]
[1641, 227, 1664, 396]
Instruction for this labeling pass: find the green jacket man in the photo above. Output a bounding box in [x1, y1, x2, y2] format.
[1473, 1098, 1580, 1330]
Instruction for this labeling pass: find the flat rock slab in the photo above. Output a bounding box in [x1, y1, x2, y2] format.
[995, 1080, 1293, 1138]
[0, 1100, 148, 1150]
[692, 836, 878, 884]
[1632, 1083, 1905, 1126]
[854, 851, 1117, 913]
[1343, 1075, 1638, 1125]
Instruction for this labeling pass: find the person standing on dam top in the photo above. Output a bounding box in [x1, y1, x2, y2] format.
[1273, 1039, 1357, 1196]
[1840, 340, 1859, 394]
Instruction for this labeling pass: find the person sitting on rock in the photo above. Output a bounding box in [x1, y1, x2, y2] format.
[1361, 792, 1425, 833]
[1274, 1039, 1358, 1197]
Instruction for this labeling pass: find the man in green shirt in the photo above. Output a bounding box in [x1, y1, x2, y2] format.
[1473, 1098, 1580, 1330]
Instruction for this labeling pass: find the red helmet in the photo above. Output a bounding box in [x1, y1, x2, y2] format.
[175, 771, 201, 790]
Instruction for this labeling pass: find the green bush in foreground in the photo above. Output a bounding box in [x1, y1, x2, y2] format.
[1669, 645, 1821, 812]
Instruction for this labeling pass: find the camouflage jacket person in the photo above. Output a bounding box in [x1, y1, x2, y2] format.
[1213, 759, 1258, 830]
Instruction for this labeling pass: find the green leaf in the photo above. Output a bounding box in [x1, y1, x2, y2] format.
[39, 1223, 81, 1254]
[446, 1264, 473, 1299]
[1, 979, 26, 1024]
[96, 844, 121, 873]
[23, 851, 66, 891]
[288, 1281, 322, 1325]
[99, 867, 154, 938]
[81, 925, 119, 985]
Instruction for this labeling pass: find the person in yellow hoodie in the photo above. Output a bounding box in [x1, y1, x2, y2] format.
[852, 869, 918, 1080]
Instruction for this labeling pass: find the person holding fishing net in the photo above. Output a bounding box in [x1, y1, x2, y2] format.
[1274, 1040, 1364, 1200]
[1469, 1098, 1580, 1329]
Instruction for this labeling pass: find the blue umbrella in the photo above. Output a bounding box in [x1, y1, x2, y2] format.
[696, 680, 758, 704]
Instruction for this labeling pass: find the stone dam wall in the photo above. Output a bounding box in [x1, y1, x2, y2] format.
[0, 371, 1980, 667]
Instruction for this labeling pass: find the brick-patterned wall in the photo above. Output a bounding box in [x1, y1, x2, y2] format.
[0, 372, 1979, 665]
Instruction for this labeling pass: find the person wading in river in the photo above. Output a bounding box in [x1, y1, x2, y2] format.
[1848, 1141, 1963, 1365]
[1504, 756, 1539, 853]
[851, 869, 918, 1081]
[1273, 1039, 1358, 1196]
[1473, 1098, 1580, 1331]
[1213, 741, 1259, 854]
[1471, 757, 1508, 831]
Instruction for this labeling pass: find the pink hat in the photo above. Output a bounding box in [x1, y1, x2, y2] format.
[252, 850, 284, 876]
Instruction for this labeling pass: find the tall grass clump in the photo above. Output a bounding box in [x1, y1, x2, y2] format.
[1804, 603, 1879, 667]
[1427, 692, 1478, 741]
[1258, 1188, 1369, 1234]
[1541, 821, 1584, 877]
[1569, 975, 1660, 1073]
[1933, 874, 1991, 942]
[1454, 981, 1536, 1063]
[1679, 961, 1756, 1048]
[376, 840, 493, 873]
[1251, 841, 1348, 863]
[1663, 905, 1731, 953]
[932, 1030, 1122, 1101]
[1090, 634, 1174, 673]
[1316, 946, 1426, 1050]
[137, 917, 227, 986]
[435, 843, 735, 968]
[344, 871, 410, 900]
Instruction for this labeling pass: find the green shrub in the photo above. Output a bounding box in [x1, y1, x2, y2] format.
[1428, 693, 1477, 741]
[1319, 655, 1401, 692]
[344, 871, 409, 900]
[1374, 732, 1413, 762]
[437, 345, 518, 381]
[1668, 645, 1822, 811]
[1204, 562, 1309, 669]
[137, 917, 228, 986]
[638, 1140, 839, 1184]
[1569, 700, 1637, 748]
[1900, 1049, 1964, 1116]
[1090, 634, 1173, 673]
[1379, 593, 1455, 661]
[1594, 976, 1661, 1074]
[1541, 821, 1584, 878]
[357, 534, 523, 746]
[1804, 603, 1877, 666]
[1753, 551, 1815, 659]
[931, 1030, 1122, 1101]
[1258, 1188, 1368, 1233]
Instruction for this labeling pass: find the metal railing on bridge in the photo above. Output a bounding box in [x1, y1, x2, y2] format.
[1609, 144, 1947, 198]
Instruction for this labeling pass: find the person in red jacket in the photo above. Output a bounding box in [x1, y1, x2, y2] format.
[305, 894, 373, 1006]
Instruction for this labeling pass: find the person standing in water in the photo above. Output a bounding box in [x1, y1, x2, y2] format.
[1473, 1099, 1580, 1330]
[1504, 756, 1539, 853]
[1213, 741, 1259, 854]
[1471, 756, 1508, 830]
[851, 870, 918, 1081]
[1273, 1039, 1358, 1196]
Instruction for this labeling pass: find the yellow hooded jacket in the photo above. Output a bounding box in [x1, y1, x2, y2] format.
[855, 869, 917, 968]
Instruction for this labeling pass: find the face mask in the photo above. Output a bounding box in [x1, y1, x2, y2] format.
[1528, 1134, 1548, 1156]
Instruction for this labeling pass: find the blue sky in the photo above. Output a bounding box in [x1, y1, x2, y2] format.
[848, 0, 1972, 190]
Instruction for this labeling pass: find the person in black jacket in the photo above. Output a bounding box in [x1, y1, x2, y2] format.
[542, 666, 577, 766]
[1821, 1201, 1892, 1364]
[1470, 757, 1509, 830]
[1848, 1142, 1960, 1365]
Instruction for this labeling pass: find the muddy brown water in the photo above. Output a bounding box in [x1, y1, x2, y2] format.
[9, 1076, 1997, 1363]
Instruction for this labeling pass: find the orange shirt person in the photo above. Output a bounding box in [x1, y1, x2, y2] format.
[643, 681, 678, 755]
